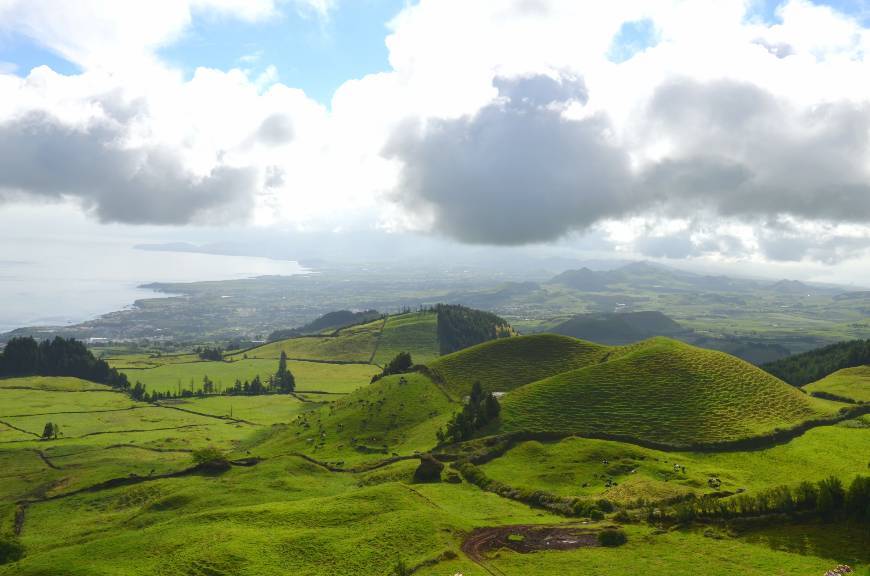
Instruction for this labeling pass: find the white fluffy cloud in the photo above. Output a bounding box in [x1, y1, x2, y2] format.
[2, 0, 870, 264]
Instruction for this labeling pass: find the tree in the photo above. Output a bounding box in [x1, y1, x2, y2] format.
[41, 422, 56, 440]
[131, 381, 146, 401]
[202, 375, 214, 395]
[275, 351, 295, 393]
[816, 476, 845, 516]
[249, 375, 263, 395]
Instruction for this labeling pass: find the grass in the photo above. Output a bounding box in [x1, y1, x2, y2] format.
[166, 395, 314, 425]
[2, 328, 868, 576]
[373, 311, 440, 366]
[0, 376, 114, 392]
[498, 337, 842, 446]
[804, 365, 870, 403]
[229, 319, 385, 363]
[0, 387, 135, 417]
[481, 421, 870, 505]
[429, 334, 609, 397]
[253, 373, 455, 466]
[479, 524, 838, 576]
[120, 358, 378, 395]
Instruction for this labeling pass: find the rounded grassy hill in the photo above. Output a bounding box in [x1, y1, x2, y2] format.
[496, 336, 841, 447]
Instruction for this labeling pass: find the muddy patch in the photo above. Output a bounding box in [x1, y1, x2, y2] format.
[462, 524, 600, 560]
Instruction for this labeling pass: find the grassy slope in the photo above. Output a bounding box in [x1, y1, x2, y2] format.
[804, 365, 870, 403]
[120, 358, 378, 395]
[166, 395, 314, 425]
[253, 373, 455, 466]
[0, 376, 114, 392]
[429, 334, 609, 397]
[482, 422, 870, 504]
[372, 311, 439, 366]
[229, 319, 385, 362]
[499, 337, 841, 446]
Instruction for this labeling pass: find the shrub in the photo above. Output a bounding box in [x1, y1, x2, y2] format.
[590, 509, 604, 521]
[191, 446, 231, 471]
[412, 454, 444, 483]
[0, 534, 24, 565]
[597, 529, 628, 547]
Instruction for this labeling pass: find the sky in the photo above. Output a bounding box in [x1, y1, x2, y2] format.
[2, 0, 870, 283]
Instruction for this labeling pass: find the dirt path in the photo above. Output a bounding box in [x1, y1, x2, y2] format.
[461, 524, 601, 576]
[367, 317, 389, 366]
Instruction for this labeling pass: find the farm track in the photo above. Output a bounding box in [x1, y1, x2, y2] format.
[0, 385, 124, 393]
[288, 451, 416, 473]
[154, 402, 260, 426]
[0, 406, 146, 418]
[0, 418, 40, 437]
[401, 484, 442, 510]
[367, 317, 389, 366]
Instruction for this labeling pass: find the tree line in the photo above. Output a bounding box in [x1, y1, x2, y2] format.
[0, 336, 129, 389]
[762, 339, 870, 386]
[435, 304, 514, 355]
[652, 475, 870, 525]
[129, 351, 296, 402]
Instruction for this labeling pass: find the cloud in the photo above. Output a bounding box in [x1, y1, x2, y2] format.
[0, 111, 256, 224]
[385, 74, 632, 244]
[640, 78, 870, 223]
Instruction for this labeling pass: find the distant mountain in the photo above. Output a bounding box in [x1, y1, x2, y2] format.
[770, 279, 812, 294]
[547, 261, 849, 296]
[548, 311, 686, 345]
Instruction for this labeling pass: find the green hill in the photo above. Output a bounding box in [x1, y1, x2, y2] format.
[804, 365, 870, 403]
[498, 337, 841, 447]
[229, 319, 385, 363]
[373, 311, 439, 366]
[254, 372, 455, 465]
[428, 334, 609, 398]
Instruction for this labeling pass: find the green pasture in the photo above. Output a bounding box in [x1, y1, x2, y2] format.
[168, 394, 313, 425]
[481, 422, 870, 505]
[805, 365, 870, 403]
[119, 358, 378, 395]
[230, 319, 385, 363]
[373, 311, 439, 366]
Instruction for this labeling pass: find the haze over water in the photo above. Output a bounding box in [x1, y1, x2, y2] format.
[0, 240, 306, 333]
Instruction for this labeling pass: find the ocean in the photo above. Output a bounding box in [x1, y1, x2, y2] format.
[0, 240, 306, 333]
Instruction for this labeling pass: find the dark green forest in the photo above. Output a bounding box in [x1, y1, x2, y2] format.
[0, 336, 129, 389]
[436, 304, 513, 355]
[762, 339, 870, 386]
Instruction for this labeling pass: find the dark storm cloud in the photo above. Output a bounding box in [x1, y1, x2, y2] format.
[0, 111, 256, 224]
[387, 74, 870, 251]
[385, 74, 632, 245]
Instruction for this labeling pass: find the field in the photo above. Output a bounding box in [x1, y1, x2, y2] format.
[2, 331, 869, 575]
[117, 357, 379, 395]
[481, 423, 870, 504]
[805, 365, 870, 403]
[372, 311, 439, 366]
[229, 319, 385, 363]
